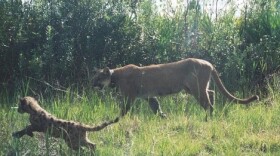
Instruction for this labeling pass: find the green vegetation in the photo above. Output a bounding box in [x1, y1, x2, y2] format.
[0, 80, 280, 155]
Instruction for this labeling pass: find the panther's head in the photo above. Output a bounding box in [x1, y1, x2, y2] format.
[92, 67, 112, 89]
[17, 96, 39, 114]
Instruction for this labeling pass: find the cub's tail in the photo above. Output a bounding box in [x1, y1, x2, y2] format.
[211, 68, 259, 104]
[82, 117, 119, 132]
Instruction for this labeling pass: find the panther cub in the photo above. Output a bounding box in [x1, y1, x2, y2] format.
[12, 96, 119, 150]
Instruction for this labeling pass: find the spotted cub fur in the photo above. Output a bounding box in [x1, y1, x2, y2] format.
[12, 96, 119, 150]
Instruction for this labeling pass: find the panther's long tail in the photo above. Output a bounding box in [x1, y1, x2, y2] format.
[211, 68, 259, 104]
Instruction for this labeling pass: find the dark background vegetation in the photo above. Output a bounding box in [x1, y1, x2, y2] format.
[1, 0, 280, 97]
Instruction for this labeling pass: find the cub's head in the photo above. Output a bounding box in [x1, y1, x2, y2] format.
[17, 96, 39, 114]
[92, 67, 112, 89]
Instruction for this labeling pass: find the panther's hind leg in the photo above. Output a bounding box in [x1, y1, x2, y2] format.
[193, 90, 213, 121]
[187, 69, 213, 121]
[208, 90, 215, 115]
[146, 97, 167, 118]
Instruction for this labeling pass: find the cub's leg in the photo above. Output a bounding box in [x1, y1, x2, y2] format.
[12, 125, 34, 138]
[146, 97, 167, 118]
[83, 140, 96, 150]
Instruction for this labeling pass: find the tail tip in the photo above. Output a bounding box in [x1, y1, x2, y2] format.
[114, 117, 120, 123]
[248, 95, 259, 103]
[254, 95, 260, 101]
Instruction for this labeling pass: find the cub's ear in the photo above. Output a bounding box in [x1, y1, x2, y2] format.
[103, 67, 111, 75]
[34, 94, 40, 101]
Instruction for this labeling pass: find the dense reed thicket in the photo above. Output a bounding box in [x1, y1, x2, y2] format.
[1, 0, 279, 95]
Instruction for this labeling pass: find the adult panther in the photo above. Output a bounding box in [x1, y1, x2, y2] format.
[93, 58, 259, 118]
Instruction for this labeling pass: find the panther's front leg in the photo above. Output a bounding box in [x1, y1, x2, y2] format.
[119, 96, 136, 117]
[12, 125, 34, 138]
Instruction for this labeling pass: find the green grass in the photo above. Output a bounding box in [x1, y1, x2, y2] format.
[1, 89, 280, 155]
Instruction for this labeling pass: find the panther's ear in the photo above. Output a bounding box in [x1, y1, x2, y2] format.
[103, 67, 111, 75]
[93, 67, 99, 72]
[93, 67, 99, 74]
